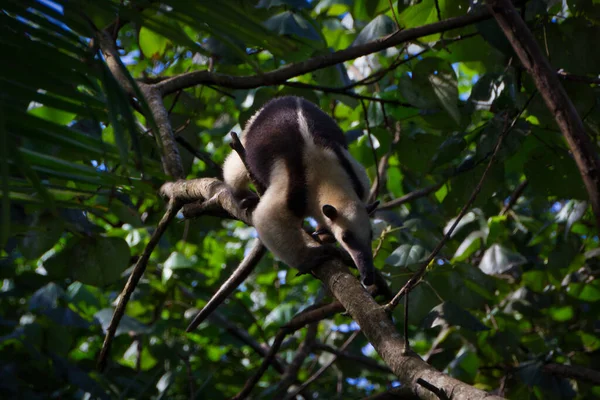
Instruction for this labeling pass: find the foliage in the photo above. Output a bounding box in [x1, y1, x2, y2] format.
[1, 0, 600, 399]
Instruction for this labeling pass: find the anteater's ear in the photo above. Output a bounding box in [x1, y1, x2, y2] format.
[322, 204, 338, 220]
[366, 200, 380, 215]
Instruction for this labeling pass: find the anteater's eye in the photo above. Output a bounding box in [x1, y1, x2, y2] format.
[342, 232, 353, 243]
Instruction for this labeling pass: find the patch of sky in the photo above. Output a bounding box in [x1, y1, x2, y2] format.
[277, 270, 287, 285]
[362, 342, 375, 356]
[333, 321, 360, 332]
[551, 201, 562, 213]
[121, 49, 140, 66]
[346, 377, 374, 390]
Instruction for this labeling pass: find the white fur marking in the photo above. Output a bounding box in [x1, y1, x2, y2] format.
[296, 97, 313, 144]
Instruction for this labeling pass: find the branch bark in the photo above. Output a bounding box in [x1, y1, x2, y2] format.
[97, 199, 181, 372]
[543, 363, 600, 386]
[97, 27, 184, 179]
[273, 323, 319, 398]
[160, 178, 505, 400]
[154, 10, 494, 95]
[487, 0, 600, 230]
[313, 260, 504, 400]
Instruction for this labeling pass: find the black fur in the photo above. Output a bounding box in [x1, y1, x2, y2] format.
[243, 96, 365, 215]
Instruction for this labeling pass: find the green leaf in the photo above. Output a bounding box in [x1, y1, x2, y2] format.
[386, 244, 428, 267]
[453, 230, 486, 262]
[431, 136, 467, 169]
[162, 252, 198, 283]
[556, 200, 588, 235]
[423, 301, 488, 331]
[399, 57, 460, 125]
[28, 106, 77, 125]
[18, 213, 64, 260]
[66, 282, 102, 316]
[264, 11, 321, 42]
[94, 308, 151, 336]
[120, 341, 158, 370]
[352, 14, 395, 46]
[397, 0, 470, 39]
[486, 215, 508, 244]
[139, 26, 169, 58]
[476, 20, 514, 56]
[0, 109, 8, 249]
[524, 148, 587, 200]
[479, 244, 526, 275]
[257, 0, 310, 9]
[30, 283, 65, 311]
[567, 281, 600, 302]
[44, 236, 131, 287]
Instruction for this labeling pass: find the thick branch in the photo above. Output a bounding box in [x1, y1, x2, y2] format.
[141, 85, 185, 179]
[313, 260, 504, 400]
[161, 178, 252, 224]
[543, 363, 600, 386]
[161, 178, 504, 399]
[379, 182, 444, 211]
[487, 0, 600, 230]
[155, 10, 493, 95]
[97, 27, 184, 179]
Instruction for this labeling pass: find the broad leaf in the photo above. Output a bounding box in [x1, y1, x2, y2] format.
[479, 244, 526, 275]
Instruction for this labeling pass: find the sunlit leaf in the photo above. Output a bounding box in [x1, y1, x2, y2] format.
[479, 244, 526, 275]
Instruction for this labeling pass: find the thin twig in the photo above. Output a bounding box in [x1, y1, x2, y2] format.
[175, 136, 222, 172]
[313, 343, 392, 374]
[273, 323, 319, 397]
[98, 199, 181, 372]
[384, 112, 514, 312]
[360, 100, 380, 201]
[500, 179, 528, 215]
[403, 292, 409, 354]
[388, 0, 401, 29]
[378, 182, 444, 211]
[186, 240, 266, 332]
[283, 81, 412, 107]
[232, 329, 289, 400]
[285, 330, 361, 399]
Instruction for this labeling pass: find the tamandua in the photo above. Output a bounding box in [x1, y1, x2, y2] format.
[223, 96, 378, 285]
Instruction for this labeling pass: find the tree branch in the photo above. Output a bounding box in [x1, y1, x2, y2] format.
[314, 342, 392, 374]
[378, 182, 444, 211]
[487, 0, 600, 230]
[543, 363, 600, 386]
[96, 25, 184, 179]
[500, 179, 528, 215]
[273, 323, 319, 398]
[313, 259, 504, 400]
[97, 199, 181, 372]
[159, 181, 504, 399]
[155, 10, 494, 96]
[285, 330, 361, 399]
[385, 113, 512, 312]
[185, 240, 266, 332]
